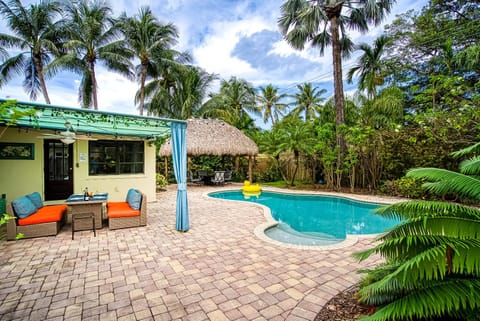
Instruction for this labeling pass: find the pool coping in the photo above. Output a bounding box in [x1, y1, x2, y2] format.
[204, 186, 403, 251]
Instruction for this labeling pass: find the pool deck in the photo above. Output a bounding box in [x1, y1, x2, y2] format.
[0, 184, 403, 321]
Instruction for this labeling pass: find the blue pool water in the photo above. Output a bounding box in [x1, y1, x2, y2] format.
[209, 190, 400, 246]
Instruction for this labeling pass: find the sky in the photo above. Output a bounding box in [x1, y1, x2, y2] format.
[0, 0, 428, 127]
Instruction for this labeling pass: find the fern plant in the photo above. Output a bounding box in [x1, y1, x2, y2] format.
[355, 143, 480, 321]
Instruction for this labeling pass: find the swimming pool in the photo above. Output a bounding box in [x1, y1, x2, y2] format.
[209, 190, 399, 246]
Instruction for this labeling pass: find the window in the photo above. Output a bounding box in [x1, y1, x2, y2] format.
[89, 140, 144, 175]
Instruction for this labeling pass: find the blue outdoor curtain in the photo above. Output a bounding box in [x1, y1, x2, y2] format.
[171, 122, 189, 231]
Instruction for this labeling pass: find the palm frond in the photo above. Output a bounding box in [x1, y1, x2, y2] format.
[0, 53, 26, 80]
[460, 156, 480, 176]
[48, 53, 85, 75]
[379, 217, 480, 241]
[22, 56, 40, 100]
[407, 168, 480, 200]
[372, 238, 479, 279]
[451, 142, 480, 158]
[376, 201, 480, 221]
[0, 32, 23, 48]
[359, 279, 480, 321]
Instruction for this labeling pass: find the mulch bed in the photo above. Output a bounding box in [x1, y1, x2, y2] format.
[314, 284, 374, 321]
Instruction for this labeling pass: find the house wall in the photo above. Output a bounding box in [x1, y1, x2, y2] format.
[0, 128, 44, 202]
[74, 140, 157, 202]
[0, 127, 156, 204]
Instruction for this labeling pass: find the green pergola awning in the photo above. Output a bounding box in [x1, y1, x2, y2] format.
[1, 99, 184, 139]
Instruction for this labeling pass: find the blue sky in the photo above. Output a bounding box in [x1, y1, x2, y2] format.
[0, 0, 427, 125]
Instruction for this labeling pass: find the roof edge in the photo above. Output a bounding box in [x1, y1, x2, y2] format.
[0, 98, 186, 125]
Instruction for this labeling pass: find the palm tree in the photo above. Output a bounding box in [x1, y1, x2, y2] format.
[204, 77, 259, 130]
[360, 85, 404, 129]
[355, 143, 480, 321]
[119, 6, 179, 115]
[146, 66, 216, 119]
[278, 0, 395, 188]
[455, 45, 480, 73]
[0, 0, 63, 103]
[347, 35, 389, 99]
[51, 0, 133, 109]
[289, 83, 326, 121]
[277, 116, 317, 186]
[351, 86, 404, 189]
[256, 84, 287, 125]
[258, 127, 287, 181]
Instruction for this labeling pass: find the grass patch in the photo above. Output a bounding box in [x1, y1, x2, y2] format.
[260, 180, 320, 189]
[260, 181, 288, 188]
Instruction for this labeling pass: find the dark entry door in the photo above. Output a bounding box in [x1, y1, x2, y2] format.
[44, 140, 73, 200]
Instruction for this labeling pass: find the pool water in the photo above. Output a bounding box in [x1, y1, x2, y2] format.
[209, 190, 400, 246]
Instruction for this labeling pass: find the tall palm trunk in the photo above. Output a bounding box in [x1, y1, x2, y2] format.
[139, 62, 147, 115]
[269, 105, 275, 125]
[33, 53, 51, 104]
[89, 60, 98, 110]
[290, 151, 300, 186]
[330, 13, 346, 190]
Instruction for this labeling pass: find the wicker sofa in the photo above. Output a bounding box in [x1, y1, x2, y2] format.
[6, 192, 67, 241]
[107, 189, 147, 230]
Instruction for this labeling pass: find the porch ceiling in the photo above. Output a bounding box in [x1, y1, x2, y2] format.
[1, 99, 182, 139]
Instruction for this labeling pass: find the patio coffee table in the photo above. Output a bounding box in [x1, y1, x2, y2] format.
[66, 193, 108, 230]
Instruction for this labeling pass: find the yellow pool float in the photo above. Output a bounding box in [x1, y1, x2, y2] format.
[242, 191, 261, 199]
[242, 180, 261, 193]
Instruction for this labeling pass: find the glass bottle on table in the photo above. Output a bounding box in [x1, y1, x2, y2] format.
[84, 187, 89, 201]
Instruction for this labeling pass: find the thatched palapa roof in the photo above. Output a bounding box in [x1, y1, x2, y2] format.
[158, 119, 258, 157]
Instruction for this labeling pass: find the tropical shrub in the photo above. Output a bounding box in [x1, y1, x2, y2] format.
[156, 173, 168, 190]
[0, 214, 23, 240]
[258, 164, 281, 182]
[355, 143, 480, 321]
[378, 177, 426, 199]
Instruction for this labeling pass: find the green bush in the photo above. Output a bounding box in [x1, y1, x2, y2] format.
[156, 173, 168, 190]
[258, 165, 282, 182]
[379, 177, 426, 199]
[0, 214, 23, 240]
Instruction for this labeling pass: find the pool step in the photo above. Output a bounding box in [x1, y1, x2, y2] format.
[265, 223, 343, 246]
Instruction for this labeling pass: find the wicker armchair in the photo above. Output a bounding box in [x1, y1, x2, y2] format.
[107, 190, 147, 230]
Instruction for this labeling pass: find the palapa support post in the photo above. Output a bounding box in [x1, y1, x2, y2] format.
[248, 155, 253, 183]
[164, 156, 168, 178]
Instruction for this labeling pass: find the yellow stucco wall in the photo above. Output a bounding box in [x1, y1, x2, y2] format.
[0, 127, 156, 204]
[73, 139, 157, 202]
[0, 128, 44, 202]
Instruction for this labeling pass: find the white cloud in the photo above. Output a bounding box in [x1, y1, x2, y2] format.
[95, 72, 139, 114]
[193, 17, 271, 80]
[0, 69, 139, 115]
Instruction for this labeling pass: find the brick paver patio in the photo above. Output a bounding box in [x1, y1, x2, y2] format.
[0, 185, 391, 321]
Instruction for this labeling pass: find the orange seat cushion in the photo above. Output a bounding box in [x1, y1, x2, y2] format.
[107, 202, 140, 218]
[18, 204, 67, 226]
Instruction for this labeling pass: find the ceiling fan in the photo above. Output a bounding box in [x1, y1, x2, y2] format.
[38, 122, 97, 144]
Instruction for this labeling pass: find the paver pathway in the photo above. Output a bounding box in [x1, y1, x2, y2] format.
[0, 185, 390, 321]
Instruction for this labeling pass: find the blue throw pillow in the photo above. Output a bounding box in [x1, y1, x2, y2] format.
[26, 192, 43, 209]
[126, 189, 142, 210]
[125, 188, 135, 202]
[12, 196, 37, 219]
